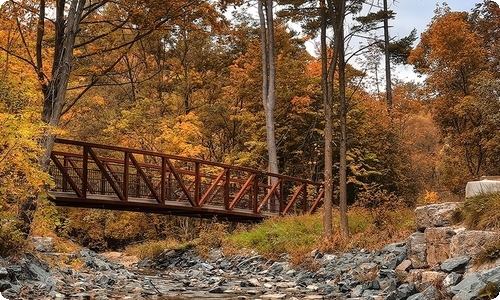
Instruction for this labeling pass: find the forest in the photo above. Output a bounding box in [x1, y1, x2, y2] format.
[0, 0, 499, 254]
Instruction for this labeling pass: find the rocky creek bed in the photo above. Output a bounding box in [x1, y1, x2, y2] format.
[0, 241, 499, 300]
[1, 202, 500, 300]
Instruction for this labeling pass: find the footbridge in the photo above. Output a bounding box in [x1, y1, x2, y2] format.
[48, 139, 324, 222]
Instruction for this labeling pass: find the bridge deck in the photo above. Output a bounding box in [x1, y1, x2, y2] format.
[48, 139, 324, 222]
[49, 192, 266, 222]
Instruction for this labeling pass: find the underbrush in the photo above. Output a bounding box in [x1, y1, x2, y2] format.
[0, 212, 26, 258]
[226, 213, 322, 264]
[125, 239, 192, 260]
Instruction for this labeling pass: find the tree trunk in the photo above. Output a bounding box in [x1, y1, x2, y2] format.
[40, 0, 86, 167]
[19, 0, 87, 234]
[258, 0, 279, 177]
[338, 42, 349, 238]
[321, 0, 333, 238]
[383, 0, 393, 111]
[332, 0, 349, 238]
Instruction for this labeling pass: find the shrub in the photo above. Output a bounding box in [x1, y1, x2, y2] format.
[195, 221, 229, 258]
[226, 207, 416, 262]
[0, 212, 26, 257]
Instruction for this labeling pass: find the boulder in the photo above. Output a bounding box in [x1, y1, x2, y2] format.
[414, 202, 461, 231]
[450, 273, 486, 300]
[407, 232, 428, 269]
[440, 256, 470, 273]
[30, 237, 55, 253]
[424, 227, 458, 266]
[450, 230, 499, 259]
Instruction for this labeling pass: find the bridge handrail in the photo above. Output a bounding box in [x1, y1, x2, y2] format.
[54, 138, 323, 187]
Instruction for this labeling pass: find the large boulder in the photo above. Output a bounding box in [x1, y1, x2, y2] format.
[414, 202, 462, 232]
[450, 230, 499, 259]
[425, 227, 459, 267]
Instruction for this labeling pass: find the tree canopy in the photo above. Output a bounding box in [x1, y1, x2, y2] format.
[0, 0, 498, 250]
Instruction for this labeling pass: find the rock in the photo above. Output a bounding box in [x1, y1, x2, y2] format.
[407, 232, 428, 269]
[0, 269, 7, 281]
[450, 273, 487, 300]
[247, 278, 261, 287]
[407, 292, 429, 300]
[440, 256, 470, 273]
[477, 265, 500, 283]
[395, 259, 412, 277]
[450, 230, 499, 259]
[22, 253, 56, 291]
[414, 202, 461, 231]
[266, 261, 287, 276]
[208, 285, 225, 293]
[261, 293, 287, 299]
[395, 282, 418, 299]
[30, 237, 55, 253]
[424, 227, 458, 266]
[236, 255, 262, 269]
[310, 249, 322, 259]
[303, 295, 324, 299]
[80, 248, 112, 271]
[421, 271, 445, 284]
[443, 272, 462, 289]
[0, 281, 11, 292]
[69, 292, 91, 299]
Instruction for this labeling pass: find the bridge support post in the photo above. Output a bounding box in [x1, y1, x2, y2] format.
[224, 170, 230, 210]
[123, 152, 129, 200]
[82, 146, 88, 198]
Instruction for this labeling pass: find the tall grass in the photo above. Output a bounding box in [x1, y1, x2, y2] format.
[455, 193, 500, 231]
[225, 206, 416, 264]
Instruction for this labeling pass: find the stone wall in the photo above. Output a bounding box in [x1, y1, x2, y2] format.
[404, 202, 500, 300]
[408, 202, 499, 269]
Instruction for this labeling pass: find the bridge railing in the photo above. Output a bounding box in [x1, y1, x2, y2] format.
[49, 139, 324, 217]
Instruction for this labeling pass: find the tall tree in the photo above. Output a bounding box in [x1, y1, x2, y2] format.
[320, 0, 335, 237]
[258, 0, 279, 176]
[382, 0, 392, 110]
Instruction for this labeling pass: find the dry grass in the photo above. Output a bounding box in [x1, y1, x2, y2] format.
[456, 193, 500, 231]
[225, 206, 416, 264]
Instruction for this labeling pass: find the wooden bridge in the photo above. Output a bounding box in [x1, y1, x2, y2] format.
[48, 139, 324, 222]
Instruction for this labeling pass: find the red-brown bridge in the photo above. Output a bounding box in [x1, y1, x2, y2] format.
[48, 139, 324, 222]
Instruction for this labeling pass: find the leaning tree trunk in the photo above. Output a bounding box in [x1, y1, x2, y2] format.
[40, 0, 86, 168]
[19, 0, 87, 234]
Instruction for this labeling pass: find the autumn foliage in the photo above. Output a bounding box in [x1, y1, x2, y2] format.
[0, 0, 498, 253]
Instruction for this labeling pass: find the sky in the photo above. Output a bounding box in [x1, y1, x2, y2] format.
[388, 0, 480, 40]
[370, 0, 499, 81]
